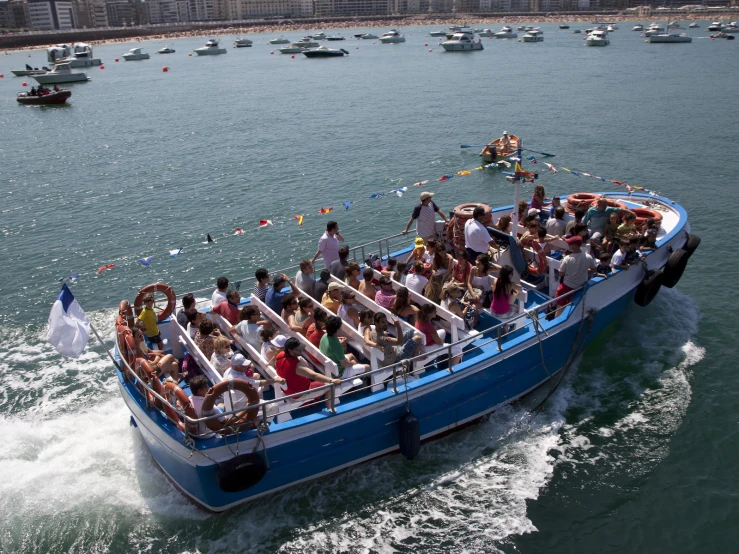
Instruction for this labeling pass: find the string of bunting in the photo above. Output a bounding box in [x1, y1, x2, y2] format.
[55, 154, 659, 283]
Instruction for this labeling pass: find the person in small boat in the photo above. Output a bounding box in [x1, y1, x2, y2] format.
[364, 313, 423, 368]
[265, 273, 298, 315]
[402, 191, 448, 243]
[231, 305, 267, 351]
[337, 289, 361, 328]
[321, 281, 343, 314]
[253, 268, 270, 302]
[329, 245, 350, 279]
[358, 267, 377, 301]
[137, 292, 164, 351]
[405, 260, 428, 296]
[312, 220, 344, 268]
[375, 276, 397, 309]
[30, 86, 37, 96]
[554, 236, 596, 318]
[132, 327, 181, 382]
[498, 131, 512, 153]
[211, 276, 229, 307]
[195, 318, 224, 360]
[53, 85, 59, 92]
[295, 259, 315, 298]
[464, 206, 497, 264]
[344, 262, 361, 289]
[212, 289, 241, 325]
[319, 316, 370, 378]
[313, 268, 331, 302]
[391, 286, 419, 324]
[546, 206, 567, 237]
[490, 265, 522, 351]
[275, 338, 341, 408]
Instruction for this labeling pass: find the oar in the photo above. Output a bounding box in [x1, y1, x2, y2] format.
[460, 144, 487, 148]
[522, 148, 555, 157]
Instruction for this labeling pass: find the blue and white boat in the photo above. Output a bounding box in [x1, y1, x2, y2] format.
[109, 173, 700, 512]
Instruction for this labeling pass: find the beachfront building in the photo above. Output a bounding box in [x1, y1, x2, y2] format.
[189, 0, 215, 19]
[146, 0, 190, 23]
[314, 0, 390, 14]
[27, 0, 76, 29]
[0, 0, 31, 29]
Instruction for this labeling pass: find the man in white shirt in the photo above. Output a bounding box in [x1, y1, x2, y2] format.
[188, 375, 224, 438]
[402, 191, 448, 242]
[464, 206, 497, 264]
[546, 206, 567, 237]
[211, 276, 229, 307]
[405, 261, 429, 296]
[610, 241, 631, 272]
[554, 236, 596, 317]
[223, 353, 284, 408]
[312, 221, 344, 268]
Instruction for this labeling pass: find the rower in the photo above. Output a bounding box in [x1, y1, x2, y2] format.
[499, 131, 511, 153]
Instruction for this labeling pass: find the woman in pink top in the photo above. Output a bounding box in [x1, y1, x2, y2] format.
[414, 304, 461, 366]
[490, 265, 522, 351]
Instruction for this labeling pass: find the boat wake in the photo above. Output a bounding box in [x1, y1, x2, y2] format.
[0, 289, 700, 553]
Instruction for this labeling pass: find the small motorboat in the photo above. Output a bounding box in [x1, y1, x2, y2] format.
[707, 21, 724, 32]
[379, 29, 405, 43]
[649, 32, 692, 43]
[585, 29, 610, 46]
[279, 45, 307, 54]
[429, 30, 447, 37]
[195, 39, 227, 55]
[644, 24, 666, 37]
[632, 24, 644, 31]
[494, 25, 518, 39]
[722, 24, 739, 33]
[516, 25, 526, 31]
[294, 38, 319, 48]
[442, 31, 484, 52]
[302, 46, 348, 58]
[560, 24, 570, 29]
[712, 32, 735, 40]
[17, 88, 71, 105]
[361, 33, 378, 39]
[157, 46, 175, 54]
[11, 64, 47, 76]
[269, 37, 290, 44]
[310, 32, 327, 40]
[572, 29, 582, 34]
[523, 29, 544, 42]
[606, 25, 617, 32]
[480, 133, 520, 164]
[122, 47, 150, 61]
[33, 63, 89, 84]
[326, 36, 346, 41]
[50, 43, 102, 67]
[234, 38, 253, 48]
[478, 29, 494, 37]
[688, 22, 699, 29]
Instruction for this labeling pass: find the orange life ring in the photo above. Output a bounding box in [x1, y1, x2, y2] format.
[590, 198, 628, 210]
[133, 283, 177, 322]
[135, 357, 162, 408]
[118, 327, 137, 371]
[200, 379, 261, 434]
[566, 192, 598, 213]
[118, 299, 135, 328]
[631, 207, 663, 227]
[163, 380, 198, 434]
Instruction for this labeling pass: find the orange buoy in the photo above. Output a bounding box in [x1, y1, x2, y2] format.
[100, 65, 104, 69]
[424, 43, 428, 46]
[162, 66, 168, 72]
[22, 81, 27, 86]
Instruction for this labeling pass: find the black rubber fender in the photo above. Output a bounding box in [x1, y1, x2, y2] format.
[398, 411, 421, 461]
[634, 269, 664, 307]
[663, 249, 689, 288]
[216, 452, 267, 493]
[685, 234, 701, 257]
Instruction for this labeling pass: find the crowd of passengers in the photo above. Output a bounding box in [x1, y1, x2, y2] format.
[139, 188, 661, 434]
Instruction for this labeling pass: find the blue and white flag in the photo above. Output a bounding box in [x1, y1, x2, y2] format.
[47, 284, 90, 358]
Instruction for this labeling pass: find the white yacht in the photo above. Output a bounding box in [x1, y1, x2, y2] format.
[478, 29, 494, 37]
[722, 23, 739, 33]
[494, 25, 518, 39]
[632, 24, 644, 31]
[429, 30, 447, 37]
[441, 31, 484, 51]
[122, 47, 150, 61]
[32, 63, 89, 84]
[195, 39, 227, 55]
[649, 32, 692, 43]
[606, 25, 617, 32]
[269, 37, 290, 45]
[157, 46, 175, 54]
[522, 29, 544, 42]
[585, 29, 610, 46]
[234, 38, 253, 48]
[279, 45, 308, 54]
[516, 25, 526, 31]
[294, 38, 319, 48]
[379, 29, 405, 43]
[644, 24, 666, 37]
[707, 21, 723, 32]
[47, 43, 101, 67]
[310, 32, 327, 40]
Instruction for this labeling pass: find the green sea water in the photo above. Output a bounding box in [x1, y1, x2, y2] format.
[0, 23, 737, 553]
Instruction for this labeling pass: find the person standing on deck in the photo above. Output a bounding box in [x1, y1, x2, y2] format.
[554, 236, 596, 318]
[312, 221, 344, 268]
[402, 192, 448, 243]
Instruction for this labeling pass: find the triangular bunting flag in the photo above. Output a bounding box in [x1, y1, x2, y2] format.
[319, 207, 333, 214]
[343, 201, 353, 210]
[139, 257, 152, 266]
[169, 248, 183, 258]
[259, 220, 273, 227]
[413, 180, 429, 187]
[234, 227, 244, 235]
[293, 215, 304, 225]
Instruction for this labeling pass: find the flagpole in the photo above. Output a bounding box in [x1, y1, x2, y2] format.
[511, 141, 523, 238]
[88, 321, 122, 370]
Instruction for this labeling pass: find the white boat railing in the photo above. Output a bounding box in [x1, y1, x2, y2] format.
[106, 282, 589, 442]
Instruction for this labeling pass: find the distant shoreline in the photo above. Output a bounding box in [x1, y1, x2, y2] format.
[3, 12, 736, 51]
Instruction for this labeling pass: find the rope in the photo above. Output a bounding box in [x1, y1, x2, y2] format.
[533, 287, 596, 413]
[529, 310, 553, 378]
[252, 424, 271, 469]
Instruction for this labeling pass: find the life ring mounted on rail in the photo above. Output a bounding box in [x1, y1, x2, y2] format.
[630, 207, 663, 227]
[117, 326, 137, 373]
[162, 380, 198, 435]
[200, 379, 261, 434]
[133, 283, 177, 322]
[565, 192, 598, 213]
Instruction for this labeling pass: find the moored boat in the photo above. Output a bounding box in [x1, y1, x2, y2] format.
[632, 24, 644, 31]
[441, 31, 484, 51]
[234, 38, 253, 48]
[361, 33, 379, 39]
[523, 29, 544, 42]
[494, 25, 518, 39]
[195, 39, 227, 56]
[32, 63, 89, 85]
[11, 64, 47, 76]
[478, 29, 494, 37]
[158, 46, 176, 54]
[585, 29, 610, 46]
[429, 30, 447, 37]
[122, 47, 150, 61]
[294, 38, 319, 48]
[269, 37, 290, 45]
[107, 174, 699, 512]
[279, 45, 308, 54]
[480, 132, 520, 164]
[302, 46, 349, 57]
[560, 24, 570, 29]
[379, 29, 406, 43]
[17, 88, 71, 105]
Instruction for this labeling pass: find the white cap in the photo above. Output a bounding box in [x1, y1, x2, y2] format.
[231, 353, 251, 367]
[270, 334, 287, 348]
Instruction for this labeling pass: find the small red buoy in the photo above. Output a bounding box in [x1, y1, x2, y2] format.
[291, 55, 295, 58]
[424, 43, 428, 46]
[100, 65, 104, 69]
[22, 81, 27, 86]
[0, 74, 3, 78]
[270, 51, 274, 54]
[428, 49, 432, 52]
[162, 66, 168, 72]
[115, 58, 119, 62]
[356, 46, 359, 49]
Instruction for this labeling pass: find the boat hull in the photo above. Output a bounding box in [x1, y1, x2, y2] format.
[17, 90, 71, 105]
[195, 49, 227, 55]
[11, 69, 46, 76]
[33, 73, 88, 84]
[442, 42, 484, 51]
[585, 39, 610, 46]
[122, 54, 150, 61]
[480, 134, 520, 164]
[55, 57, 102, 67]
[494, 32, 518, 38]
[380, 37, 405, 43]
[649, 35, 692, 43]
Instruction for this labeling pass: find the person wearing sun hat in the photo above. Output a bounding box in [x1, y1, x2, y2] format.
[321, 281, 343, 314]
[222, 352, 285, 408]
[554, 235, 596, 318]
[402, 191, 448, 243]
